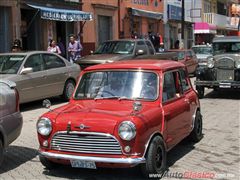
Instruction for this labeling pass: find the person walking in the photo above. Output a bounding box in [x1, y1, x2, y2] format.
[47, 39, 61, 54]
[68, 35, 82, 63]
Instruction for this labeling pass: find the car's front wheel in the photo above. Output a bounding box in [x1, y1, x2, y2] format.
[141, 136, 166, 178]
[196, 86, 204, 99]
[39, 155, 57, 170]
[62, 79, 75, 101]
[189, 111, 203, 142]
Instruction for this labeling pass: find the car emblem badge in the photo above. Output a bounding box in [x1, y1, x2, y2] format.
[76, 124, 90, 130]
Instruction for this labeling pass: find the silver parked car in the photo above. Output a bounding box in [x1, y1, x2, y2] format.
[0, 51, 80, 103]
[192, 44, 212, 67]
[0, 80, 23, 165]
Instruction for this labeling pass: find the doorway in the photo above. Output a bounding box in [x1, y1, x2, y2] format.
[98, 15, 112, 45]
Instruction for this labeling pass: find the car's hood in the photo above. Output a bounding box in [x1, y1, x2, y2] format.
[48, 100, 157, 134]
[0, 74, 18, 81]
[214, 54, 240, 61]
[77, 54, 131, 64]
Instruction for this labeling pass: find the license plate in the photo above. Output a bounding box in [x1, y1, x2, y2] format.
[70, 160, 96, 169]
[219, 83, 231, 88]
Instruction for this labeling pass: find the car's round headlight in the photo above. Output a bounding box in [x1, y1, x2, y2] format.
[118, 121, 136, 141]
[207, 57, 214, 68]
[37, 117, 52, 136]
[235, 60, 240, 69]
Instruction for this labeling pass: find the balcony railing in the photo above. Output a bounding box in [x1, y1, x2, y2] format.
[203, 13, 239, 30]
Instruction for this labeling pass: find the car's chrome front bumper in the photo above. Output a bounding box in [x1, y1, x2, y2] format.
[39, 151, 146, 165]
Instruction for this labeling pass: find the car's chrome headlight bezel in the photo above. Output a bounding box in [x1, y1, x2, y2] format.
[37, 117, 52, 136]
[118, 121, 136, 141]
[235, 60, 240, 69]
[207, 57, 214, 68]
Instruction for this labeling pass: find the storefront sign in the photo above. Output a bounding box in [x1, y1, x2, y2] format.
[132, 0, 149, 5]
[168, 5, 182, 21]
[41, 11, 92, 21]
[27, 4, 93, 22]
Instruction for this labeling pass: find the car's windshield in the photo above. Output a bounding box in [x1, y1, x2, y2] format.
[74, 71, 158, 101]
[94, 41, 135, 55]
[213, 42, 240, 55]
[0, 55, 25, 74]
[192, 46, 212, 55]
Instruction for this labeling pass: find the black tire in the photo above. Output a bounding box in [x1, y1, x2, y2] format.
[141, 136, 167, 178]
[62, 79, 75, 101]
[0, 140, 4, 166]
[39, 155, 57, 170]
[196, 86, 204, 99]
[189, 111, 203, 142]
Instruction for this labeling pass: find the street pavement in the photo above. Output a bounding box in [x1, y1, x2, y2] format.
[0, 79, 239, 180]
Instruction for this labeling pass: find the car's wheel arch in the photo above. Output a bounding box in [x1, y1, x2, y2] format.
[63, 78, 76, 92]
[143, 132, 167, 158]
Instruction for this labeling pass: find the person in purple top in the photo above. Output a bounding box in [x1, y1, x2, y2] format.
[68, 34, 82, 63]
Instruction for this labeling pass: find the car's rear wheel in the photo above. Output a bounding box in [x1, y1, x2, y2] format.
[62, 79, 75, 101]
[0, 140, 4, 166]
[141, 136, 166, 178]
[39, 155, 57, 170]
[196, 86, 204, 99]
[189, 111, 203, 142]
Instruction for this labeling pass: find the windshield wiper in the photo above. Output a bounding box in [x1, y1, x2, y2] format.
[94, 96, 121, 100]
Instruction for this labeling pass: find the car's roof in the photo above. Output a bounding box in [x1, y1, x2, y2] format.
[0, 51, 57, 56]
[213, 36, 240, 43]
[105, 39, 150, 42]
[192, 45, 212, 48]
[84, 60, 185, 71]
[168, 49, 191, 52]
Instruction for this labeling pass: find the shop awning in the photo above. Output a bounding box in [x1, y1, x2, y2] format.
[27, 4, 93, 22]
[194, 22, 216, 34]
[130, 8, 163, 20]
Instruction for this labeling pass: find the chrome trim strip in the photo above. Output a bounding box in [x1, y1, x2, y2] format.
[39, 151, 146, 164]
[142, 131, 162, 157]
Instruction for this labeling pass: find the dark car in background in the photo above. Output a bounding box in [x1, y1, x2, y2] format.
[192, 44, 213, 67]
[75, 39, 156, 69]
[167, 49, 198, 75]
[0, 80, 23, 165]
[195, 36, 240, 98]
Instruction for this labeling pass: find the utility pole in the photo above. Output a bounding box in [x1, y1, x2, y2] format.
[181, 0, 185, 48]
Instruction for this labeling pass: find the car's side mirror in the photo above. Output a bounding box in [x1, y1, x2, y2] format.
[136, 49, 145, 56]
[20, 67, 33, 75]
[90, 50, 94, 55]
[43, 99, 52, 110]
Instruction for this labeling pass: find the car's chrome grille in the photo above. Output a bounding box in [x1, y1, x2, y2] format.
[217, 69, 234, 81]
[215, 58, 235, 69]
[51, 132, 122, 155]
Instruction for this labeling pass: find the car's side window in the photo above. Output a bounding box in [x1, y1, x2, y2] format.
[162, 71, 181, 102]
[43, 54, 66, 69]
[24, 54, 45, 72]
[179, 69, 190, 92]
[146, 41, 155, 54]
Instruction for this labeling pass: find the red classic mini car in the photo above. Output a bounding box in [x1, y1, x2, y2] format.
[37, 60, 202, 177]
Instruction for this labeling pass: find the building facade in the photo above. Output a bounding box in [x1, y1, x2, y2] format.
[119, 0, 164, 39]
[81, 0, 119, 56]
[192, 0, 240, 45]
[163, 0, 194, 50]
[0, 0, 92, 56]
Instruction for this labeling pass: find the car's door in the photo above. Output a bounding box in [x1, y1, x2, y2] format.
[42, 53, 69, 96]
[162, 70, 191, 149]
[17, 54, 48, 103]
